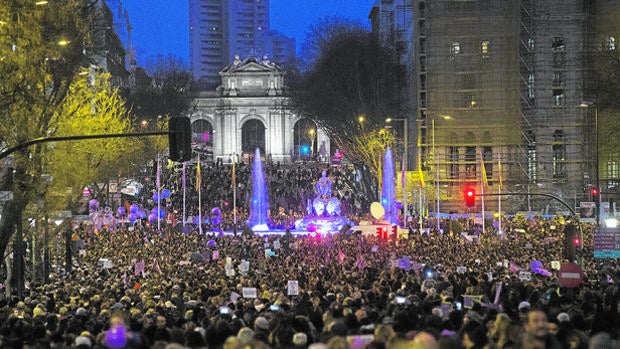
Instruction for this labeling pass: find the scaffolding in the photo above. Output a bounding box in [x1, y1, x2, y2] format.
[410, 0, 596, 214]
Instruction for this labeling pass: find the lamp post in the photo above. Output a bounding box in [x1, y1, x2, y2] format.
[432, 115, 453, 231]
[579, 101, 599, 226]
[386, 117, 408, 228]
[433, 119, 439, 230]
[309, 128, 316, 159]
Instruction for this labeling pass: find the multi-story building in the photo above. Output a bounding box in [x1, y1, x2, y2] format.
[373, 0, 620, 215]
[84, 0, 129, 88]
[189, 0, 296, 89]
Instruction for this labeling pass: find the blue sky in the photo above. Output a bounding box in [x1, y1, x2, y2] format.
[123, 0, 375, 64]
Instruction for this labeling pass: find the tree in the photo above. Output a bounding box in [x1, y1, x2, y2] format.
[45, 72, 137, 213]
[297, 16, 368, 72]
[125, 54, 197, 122]
[0, 0, 91, 266]
[0, 1, 148, 291]
[290, 21, 403, 200]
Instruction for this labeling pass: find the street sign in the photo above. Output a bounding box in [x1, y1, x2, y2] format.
[594, 227, 620, 258]
[558, 262, 584, 288]
[0, 191, 13, 201]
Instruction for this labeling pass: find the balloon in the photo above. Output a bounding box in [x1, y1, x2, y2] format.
[211, 207, 221, 216]
[148, 214, 158, 223]
[153, 192, 160, 203]
[307, 223, 316, 233]
[193, 216, 201, 225]
[162, 189, 171, 198]
[138, 210, 147, 219]
[151, 207, 165, 219]
[89, 199, 99, 209]
[211, 216, 221, 226]
[105, 325, 127, 349]
[129, 204, 140, 214]
[207, 239, 216, 247]
[117, 207, 126, 216]
[127, 213, 137, 222]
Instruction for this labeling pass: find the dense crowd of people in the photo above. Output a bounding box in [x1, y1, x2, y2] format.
[146, 160, 370, 232]
[1, 161, 619, 349]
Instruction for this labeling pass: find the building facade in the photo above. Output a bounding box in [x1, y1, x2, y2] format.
[189, 0, 296, 89]
[372, 0, 620, 214]
[190, 55, 329, 164]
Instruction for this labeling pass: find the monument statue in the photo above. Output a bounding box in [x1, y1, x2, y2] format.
[295, 170, 353, 232]
[316, 170, 332, 198]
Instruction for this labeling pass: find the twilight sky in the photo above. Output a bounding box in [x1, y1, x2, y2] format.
[123, 0, 375, 65]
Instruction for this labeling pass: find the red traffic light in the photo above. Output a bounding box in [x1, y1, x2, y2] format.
[464, 187, 476, 207]
[591, 187, 599, 196]
[573, 237, 582, 247]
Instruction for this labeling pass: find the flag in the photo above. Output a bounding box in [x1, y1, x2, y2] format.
[401, 160, 405, 189]
[152, 259, 162, 274]
[480, 151, 489, 189]
[232, 158, 236, 188]
[355, 254, 366, 271]
[338, 249, 347, 263]
[417, 133, 425, 188]
[195, 155, 201, 191]
[509, 261, 521, 273]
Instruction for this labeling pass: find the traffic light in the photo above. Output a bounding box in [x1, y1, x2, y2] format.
[464, 187, 476, 207]
[591, 187, 600, 200]
[377, 226, 388, 240]
[573, 237, 582, 247]
[564, 223, 576, 261]
[168, 117, 192, 162]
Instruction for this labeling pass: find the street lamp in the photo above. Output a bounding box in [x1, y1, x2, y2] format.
[432, 115, 454, 231]
[579, 101, 599, 226]
[386, 117, 408, 228]
[309, 128, 316, 158]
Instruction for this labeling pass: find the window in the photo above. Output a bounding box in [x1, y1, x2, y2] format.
[526, 130, 537, 182]
[552, 37, 565, 51]
[553, 51, 566, 68]
[419, 74, 426, 90]
[552, 130, 567, 179]
[449, 146, 459, 180]
[608, 160, 618, 179]
[481, 40, 490, 58]
[552, 72, 565, 86]
[605, 36, 616, 51]
[527, 38, 535, 50]
[553, 89, 565, 106]
[483, 146, 493, 178]
[450, 41, 461, 56]
[465, 146, 476, 178]
[419, 56, 426, 72]
[528, 74, 535, 100]
[468, 95, 477, 108]
[552, 37, 566, 68]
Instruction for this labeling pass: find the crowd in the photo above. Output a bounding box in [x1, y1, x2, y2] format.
[1, 214, 619, 349]
[144, 160, 369, 232]
[1, 162, 619, 349]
